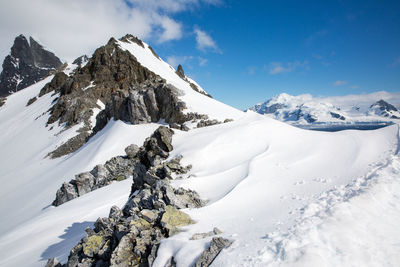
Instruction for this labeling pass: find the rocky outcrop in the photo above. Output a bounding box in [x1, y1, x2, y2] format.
[194, 237, 233, 267]
[72, 55, 89, 68]
[39, 35, 197, 158]
[26, 96, 37, 106]
[45, 258, 62, 267]
[330, 111, 346, 120]
[52, 156, 137, 206]
[189, 82, 213, 98]
[370, 99, 400, 119]
[39, 72, 68, 97]
[197, 119, 221, 128]
[0, 35, 62, 97]
[0, 97, 5, 107]
[190, 228, 222, 240]
[52, 126, 185, 206]
[175, 64, 185, 79]
[174, 64, 212, 98]
[51, 126, 207, 267]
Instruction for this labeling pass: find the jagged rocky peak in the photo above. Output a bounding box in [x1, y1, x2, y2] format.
[72, 55, 89, 68]
[370, 99, 400, 119]
[0, 34, 63, 97]
[371, 99, 398, 112]
[176, 64, 185, 79]
[119, 34, 145, 47]
[42, 35, 194, 158]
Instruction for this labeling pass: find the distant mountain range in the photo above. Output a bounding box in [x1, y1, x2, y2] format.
[248, 92, 400, 124]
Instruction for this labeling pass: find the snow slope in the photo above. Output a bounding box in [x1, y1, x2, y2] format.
[249, 92, 400, 124]
[152, 113, 399, 266]
[0, 79, 161, 248]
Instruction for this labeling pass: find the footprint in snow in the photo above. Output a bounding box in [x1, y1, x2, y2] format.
[293, 180, 305, 185]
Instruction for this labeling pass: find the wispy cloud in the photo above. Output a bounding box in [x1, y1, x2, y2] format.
[334, 80, 348, 86]
[304, 29, 328, 46]
[194, 27, 220, 53]
[167, 55, 208, 68]
[166, 55, 193, 68]
[390, 57, 400, 67]
[350, 85, 359, 89]
[198, 57, 208, 66]
[312, 54, 323, 60]
[247, 66, 256, 75]
[156, 16, 182, 43]
[268, 61, 308, 75]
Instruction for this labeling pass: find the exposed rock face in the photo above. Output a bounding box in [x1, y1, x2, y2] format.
[194, 237, 233, 267]
[330, 111, 346, 120]
[52, 126, 192, 206]
[39, 72, 68, 97]
[45, 258, 62, 267]
[197, 119, 221, 128]
[41, 35, 192, 158]
[175, 64, 185, 79]
[370, 99, 400, 119]
[57, 127, 206, 267]
[0, 35, 62, 97]
[190, 227, 222, 240]
[72, 55, 89, 68]
[52, 155, 137, 206]
[26, 96, 37, 106]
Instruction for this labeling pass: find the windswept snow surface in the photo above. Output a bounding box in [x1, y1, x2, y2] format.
[153, 112, 399, 267]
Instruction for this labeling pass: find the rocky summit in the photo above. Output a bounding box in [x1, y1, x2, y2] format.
[40, 35, 210, 159]
[0, 35, 63, 97]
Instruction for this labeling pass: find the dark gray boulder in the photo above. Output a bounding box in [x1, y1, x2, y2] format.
[0, 35, 62, 97]
[194, 237, 233, 267]
[124, 144, 140, 159]
[45, 258, 62, 267]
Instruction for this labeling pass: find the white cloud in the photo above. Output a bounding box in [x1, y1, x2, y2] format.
[247, 66, 256, 75]
[0, 0, 219, 64]
[166, 55, 194, 69]
[198, 57, 208, 66]
[334, 80, 348, 86]
[167, 55, 208, 69]
[156, 15, 183, 43]
[194, 27, 220, 52]
[350, 85, 359, 89]
[268, 61, 308, 75]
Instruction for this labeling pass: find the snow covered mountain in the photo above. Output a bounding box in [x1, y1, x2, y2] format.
[0, 35, 63, 98]
[0, 35, 399, 267]
[249, 92, 400, 124]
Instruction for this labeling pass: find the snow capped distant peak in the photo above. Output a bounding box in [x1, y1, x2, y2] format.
[249, 92, 400, 124]
[369, 99, 400, 119]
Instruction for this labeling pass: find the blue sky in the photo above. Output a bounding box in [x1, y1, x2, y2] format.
[1, 0, 399, 109]
[148, 0, 400, 109]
